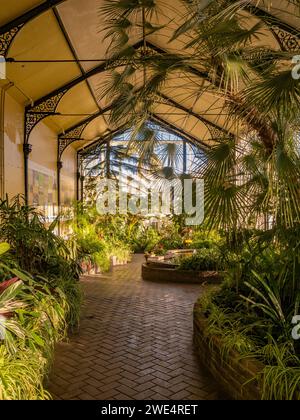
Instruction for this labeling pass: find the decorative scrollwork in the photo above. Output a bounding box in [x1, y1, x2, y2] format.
[61, 123, 89, 140]
[105, 45, 157, 71]
[271, 27, 300, 52]
[153, 94, 171, 106]
[208, 125, 226, 140]
[25, 90, 67, 143]
[0, 24, 24, 56]
[25, 112, 47, 144]
[58, 121, 89, 158]
[105, 57, 133, 71]
[58, 138, 80, 159]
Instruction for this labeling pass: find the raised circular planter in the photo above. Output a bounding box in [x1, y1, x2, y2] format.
[142, 263, 222, 284]
[193, 299, 264, 400]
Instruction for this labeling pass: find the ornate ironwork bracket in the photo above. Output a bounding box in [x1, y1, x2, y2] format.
[271, 26, 300, 52]
[154, 95, 172, 106]
[0, 1, 67, 56]
[58, 121, 89, 159]
[25, 90, 67, 144]
[208, 125, 227, 140]
[246, 5, 300, 53]
[104, 45, 155, 71]
[0, 24, 24, 57]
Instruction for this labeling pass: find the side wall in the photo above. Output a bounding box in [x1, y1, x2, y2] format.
[2, 91, 24, 198]
[2, 91, 77, 217]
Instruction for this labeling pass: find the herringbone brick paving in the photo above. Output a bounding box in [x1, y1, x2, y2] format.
[47, 255, 224, 400]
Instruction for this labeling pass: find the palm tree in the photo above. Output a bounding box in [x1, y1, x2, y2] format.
[81, 119, 204, 202]
[97, 0, 300, 230]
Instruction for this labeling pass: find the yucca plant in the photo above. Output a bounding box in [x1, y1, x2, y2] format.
[0, 346, 51, 400]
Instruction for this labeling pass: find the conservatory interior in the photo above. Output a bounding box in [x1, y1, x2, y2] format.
[0, 0, 299, 401]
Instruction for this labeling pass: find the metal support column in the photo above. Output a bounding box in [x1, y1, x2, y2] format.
[23, 143, 32, 205]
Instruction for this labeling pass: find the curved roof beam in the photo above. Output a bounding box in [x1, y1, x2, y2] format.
[150, 114, 209, 151]
[58, 104, 113, 160]
[78, 114, 209, 159]
[24, 39, 212, 145]
[157, 93, 233, 138]
[0, 0, 66, 56]
[2, 1, 298, 60]
[24, 39, 145, 144]
[246, 4, 300, 51]
[78, 124, 130, 156]
[52, 8, 100, 113]
[58, 88, 229, 159]
[27, 21, 290, 147]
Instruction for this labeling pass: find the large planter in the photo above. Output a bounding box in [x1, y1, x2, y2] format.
[142, 263, 222, 284]
[81, 263, 107, 275]
[81, 255, 131, 275]
[110, 256, 130, 267]
[193, 300, 264, 400]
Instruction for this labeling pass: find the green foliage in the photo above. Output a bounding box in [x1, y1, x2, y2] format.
[74, 218, 109, 271]
[258, 341, 300, 401]
[178, 248, 225, 272]
[131, 226, 162, 253]
[156, 223, 184, 252]
[197, 227, 300, 400]
[0, 196, 85, 400]
[131, 217, 185, 254]
[99, 0, 300, 231]
[192, 229, 224, 250]
[0, 197, 82, 329]
[0, 243, 75, 400]
[0, 347, 51, 400]
[71, 204, 132, 271]
[0, 196, 81, 282]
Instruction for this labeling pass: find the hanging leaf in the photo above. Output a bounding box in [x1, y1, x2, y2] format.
[0, 243, 10, 257]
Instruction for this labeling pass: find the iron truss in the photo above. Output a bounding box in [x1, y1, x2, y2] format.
[24, 40, 212, 150]
[25, 90, 67, 144]
[0, 25, 24, 57]
[247, 5, 300, 52]
[0, 0, 66, 57]
[57, 105, 113, 160]
[271, 27, 300, 52]
[157, 93, 231, 141]
[24, 40, 146, 146]
[58, 122, 90, 160]
[0, 3, 297, 150]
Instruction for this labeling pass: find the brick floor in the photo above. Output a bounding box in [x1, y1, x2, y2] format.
[47, 255, 224, 400]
